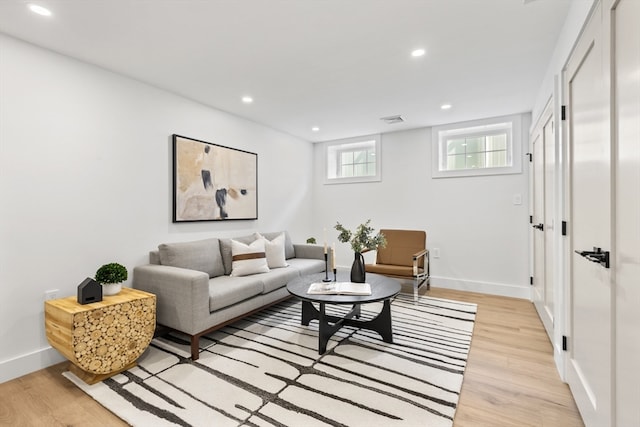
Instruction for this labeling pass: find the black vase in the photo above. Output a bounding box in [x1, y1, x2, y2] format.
[351, 252, 366, 283]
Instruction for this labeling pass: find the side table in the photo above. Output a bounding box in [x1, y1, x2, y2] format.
[45, 287, 156, 385]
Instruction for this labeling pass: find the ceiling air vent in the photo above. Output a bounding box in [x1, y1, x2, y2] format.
[380, 115, 404, 124]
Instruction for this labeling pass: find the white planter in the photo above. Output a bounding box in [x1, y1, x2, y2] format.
[102, 283, 122, 296]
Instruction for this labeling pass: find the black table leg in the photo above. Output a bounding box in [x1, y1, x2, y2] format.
[368, 299, 393, 343]
[353, 303, 361, 319]
[301, 300, 316, 326]
[299, 299, 394, 354]
[318, 303, 330, 354]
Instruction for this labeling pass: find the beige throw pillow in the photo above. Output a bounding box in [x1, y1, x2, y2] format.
[255, 232, 288, 269]
[230, 239, 270, 277]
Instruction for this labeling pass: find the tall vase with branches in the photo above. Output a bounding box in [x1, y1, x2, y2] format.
[334, 220, 386, 283]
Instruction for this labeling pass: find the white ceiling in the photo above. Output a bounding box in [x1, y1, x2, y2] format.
[0, 0, 573, 142]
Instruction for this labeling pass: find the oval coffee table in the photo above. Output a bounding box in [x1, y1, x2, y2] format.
[287, 269, 401, 354]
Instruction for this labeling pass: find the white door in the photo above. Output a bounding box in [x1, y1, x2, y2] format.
[612, 0, 640, 425]
[531, 126, 544, 304]
[565, 2, 612, 426]
[542, 115, 555, 325]
[530, 102, 554, 336]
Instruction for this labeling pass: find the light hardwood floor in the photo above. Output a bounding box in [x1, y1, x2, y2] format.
[0, 287, 583, 427]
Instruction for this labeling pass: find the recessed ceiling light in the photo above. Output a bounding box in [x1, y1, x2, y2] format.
[311, 127, 320, 132]
[241, 96, 253, 104]
[411, 48, 426, 57]
[28, 4, 52, 16]
[441, 103, 452, 110]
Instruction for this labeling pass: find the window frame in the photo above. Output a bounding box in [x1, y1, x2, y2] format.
[431, 114, 523, 178]
[324, 134, 381, 184]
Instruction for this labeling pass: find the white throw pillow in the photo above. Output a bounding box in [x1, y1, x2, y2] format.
[230, 239, 270, 277]
[255, 232, 288, 269]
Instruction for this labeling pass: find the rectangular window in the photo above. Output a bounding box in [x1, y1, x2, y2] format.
[432, 114, 523, 178]
[444, 129, 509, 170]
[325, 135, 381, 184]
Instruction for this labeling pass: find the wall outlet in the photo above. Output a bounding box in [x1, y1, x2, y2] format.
[433, 248, 440, 258]
[44, 289, 59, 301]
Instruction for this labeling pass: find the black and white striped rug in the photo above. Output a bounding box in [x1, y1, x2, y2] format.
[64, 294, 477, 427]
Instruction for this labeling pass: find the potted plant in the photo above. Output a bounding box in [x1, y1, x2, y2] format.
[334, 220, 386, 283]
[95, 262, 128, 296]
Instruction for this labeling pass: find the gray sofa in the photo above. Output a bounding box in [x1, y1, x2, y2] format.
[133, 231, 326, 360]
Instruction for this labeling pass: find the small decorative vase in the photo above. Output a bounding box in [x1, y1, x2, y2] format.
[102, 282, 122, 296]
[350, 252, 366, 283]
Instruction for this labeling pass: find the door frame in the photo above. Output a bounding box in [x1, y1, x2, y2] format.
[531, 94, 565, 377]
[609, 0, 638, 425]
[529, 98, 554, 336]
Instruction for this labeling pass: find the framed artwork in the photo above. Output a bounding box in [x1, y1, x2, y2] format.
[172, 134, 258, 222]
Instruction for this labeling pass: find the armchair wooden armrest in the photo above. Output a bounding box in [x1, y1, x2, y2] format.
[412, 248, 428, 259]
[412, 248, 429, 276]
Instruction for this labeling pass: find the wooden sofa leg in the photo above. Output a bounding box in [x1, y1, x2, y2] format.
[191, 336, 200, 361]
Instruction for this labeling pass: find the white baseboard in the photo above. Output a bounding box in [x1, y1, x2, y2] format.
[0, 346, 65, 384]
[431, 276, 532, 300]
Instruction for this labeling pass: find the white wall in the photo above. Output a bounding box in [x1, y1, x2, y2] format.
[0, 34, 314, 382]
[531, 0, 596, 125]
[313, 115, 531, 298]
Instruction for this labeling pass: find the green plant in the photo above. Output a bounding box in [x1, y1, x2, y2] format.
[306, 237, 317, 244]
[334, 220, 386, 253]
[95, 262, 128, 284]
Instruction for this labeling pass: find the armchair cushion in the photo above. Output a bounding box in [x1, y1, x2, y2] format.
[376, 229, 426, 268]
[366, 264, 425, 278]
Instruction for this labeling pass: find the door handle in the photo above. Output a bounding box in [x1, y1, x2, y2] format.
[574, 247, 610, 269]
[532, 223, 544, 231]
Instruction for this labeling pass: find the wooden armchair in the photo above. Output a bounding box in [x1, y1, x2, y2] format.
[365, 229, 430, 302]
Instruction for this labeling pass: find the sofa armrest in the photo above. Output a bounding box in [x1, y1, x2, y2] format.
[293, 244, 325, 260]
[133, 264, 210, 335]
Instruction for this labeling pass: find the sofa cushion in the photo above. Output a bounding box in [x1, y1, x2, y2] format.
[257, 267, 300, 294]
[158, 238, 224, 278]
[208, 276, 264, 312]
[255, 232, 288, 269]
[230, 239, 270, 277]
[286, 257, 326, 276]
